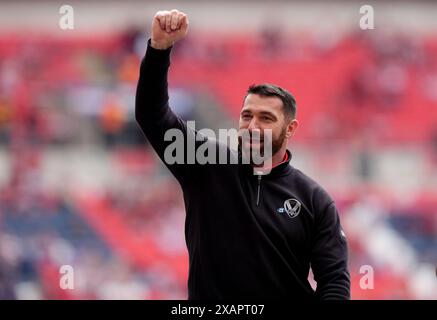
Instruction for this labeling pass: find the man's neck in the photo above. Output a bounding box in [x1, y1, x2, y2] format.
[272, 150, 288, 168]
[252, 150, 288, 170]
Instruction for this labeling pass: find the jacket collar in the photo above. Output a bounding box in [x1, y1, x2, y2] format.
[239, 149, 293, 178]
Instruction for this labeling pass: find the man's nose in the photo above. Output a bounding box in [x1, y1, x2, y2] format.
[247, 118, 260, 131]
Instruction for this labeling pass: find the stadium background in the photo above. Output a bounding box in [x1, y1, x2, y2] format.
[0, 0, 436, 299]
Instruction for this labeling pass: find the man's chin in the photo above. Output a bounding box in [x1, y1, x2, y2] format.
[243, 142, 263, 149]
[241, 145, 270, 160]
[242, 144, 263, 155]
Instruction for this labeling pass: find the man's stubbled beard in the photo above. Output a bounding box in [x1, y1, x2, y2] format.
[238, 125, 287, 166]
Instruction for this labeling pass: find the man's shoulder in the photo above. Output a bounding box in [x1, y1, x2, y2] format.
[290, 166, 334, 210]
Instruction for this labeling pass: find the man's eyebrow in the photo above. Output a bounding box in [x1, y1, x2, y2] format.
[258, 111, 277, 119]
[241, 109, 277, 120]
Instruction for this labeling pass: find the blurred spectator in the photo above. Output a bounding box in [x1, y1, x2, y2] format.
[99, 94, 127, 147]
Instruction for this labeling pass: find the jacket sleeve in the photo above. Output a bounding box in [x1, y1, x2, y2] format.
[310, 202, 351, 300]
[135, 39, 204, 185]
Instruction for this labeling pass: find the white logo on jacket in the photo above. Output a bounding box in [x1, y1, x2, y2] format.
[277, 198, 301, 218]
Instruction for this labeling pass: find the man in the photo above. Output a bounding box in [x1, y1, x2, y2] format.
[135, 9, 350, 300]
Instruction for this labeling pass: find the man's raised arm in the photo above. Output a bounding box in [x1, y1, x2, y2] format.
[135, 10, 192, 183]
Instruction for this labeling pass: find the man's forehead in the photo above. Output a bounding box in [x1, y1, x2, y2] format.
[242, 94, 283, 112]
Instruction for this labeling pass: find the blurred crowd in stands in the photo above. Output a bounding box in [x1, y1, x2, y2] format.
[0, 26, 436, 299]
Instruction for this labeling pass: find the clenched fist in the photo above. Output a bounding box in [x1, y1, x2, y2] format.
[151, 9, 189, 50]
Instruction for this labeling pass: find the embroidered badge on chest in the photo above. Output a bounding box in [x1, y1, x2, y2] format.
[276, 198, 301, 218]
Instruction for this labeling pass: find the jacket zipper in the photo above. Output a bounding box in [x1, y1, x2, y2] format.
[256, 175, 262, 206]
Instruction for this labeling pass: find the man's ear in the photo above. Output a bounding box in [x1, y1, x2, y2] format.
[286, 119, 299, 138]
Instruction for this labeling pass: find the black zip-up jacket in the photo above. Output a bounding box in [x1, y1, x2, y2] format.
[135, 40, 351, 300]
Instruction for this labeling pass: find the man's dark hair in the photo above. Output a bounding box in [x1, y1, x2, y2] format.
[245, 83, 297, 120]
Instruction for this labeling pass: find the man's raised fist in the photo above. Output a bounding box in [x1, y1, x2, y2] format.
[151, 9, 189, 50]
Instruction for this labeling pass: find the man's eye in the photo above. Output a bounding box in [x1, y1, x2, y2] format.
[261, 117, 272, 122]
[242, 115, 252, 120]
